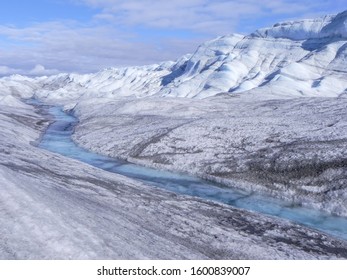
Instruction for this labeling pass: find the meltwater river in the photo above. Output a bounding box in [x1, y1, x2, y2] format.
[37, 103, 347, 241]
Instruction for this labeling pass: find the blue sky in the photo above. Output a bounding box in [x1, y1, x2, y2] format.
[0, 0, 346, 76]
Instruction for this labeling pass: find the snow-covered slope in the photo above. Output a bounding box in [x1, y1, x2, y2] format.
[252, 11, 347, 40]
[0, 75, 40, 99]
[3, 102, 347, 259]
[1, 11, 346, 101]
[72, 95, 347, 217]
[162, 11, 347, 98]
[36, 62, 176, 101]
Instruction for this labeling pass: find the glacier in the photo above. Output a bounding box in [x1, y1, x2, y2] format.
[2, 101, 346, 259]
[1, 11, 347, 259]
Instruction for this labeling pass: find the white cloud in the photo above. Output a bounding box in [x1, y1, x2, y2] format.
[81, 0, 340, 34]
[29, 64, 59, 76]
[0, 64, 59, 77]
[0, 20, 203, 75]
[0, 66, 18, 76]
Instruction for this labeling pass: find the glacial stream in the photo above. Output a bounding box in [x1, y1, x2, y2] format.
[37, 103, 347, 241]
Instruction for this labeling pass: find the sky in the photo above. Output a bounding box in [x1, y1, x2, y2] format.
[0, 0, 346, 76]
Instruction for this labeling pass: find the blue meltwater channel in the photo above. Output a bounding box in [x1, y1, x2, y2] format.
[36, 103, 347, 241]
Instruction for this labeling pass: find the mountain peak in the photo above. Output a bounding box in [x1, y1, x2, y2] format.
[252, 10, 347, 40]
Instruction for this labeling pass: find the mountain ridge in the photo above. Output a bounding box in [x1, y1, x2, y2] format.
[0, 11, 346, 102]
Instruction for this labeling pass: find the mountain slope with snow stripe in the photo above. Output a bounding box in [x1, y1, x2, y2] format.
[0, 11, 346, 102]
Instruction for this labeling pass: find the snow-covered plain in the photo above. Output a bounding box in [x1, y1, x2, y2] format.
[1, 11, 347, 259]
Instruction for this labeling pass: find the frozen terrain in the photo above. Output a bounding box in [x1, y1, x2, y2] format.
[1, 11, 347, 259]
[37, 102, 347, 240]
[2, 100, 347, 259]
[71, 95, 347, 217]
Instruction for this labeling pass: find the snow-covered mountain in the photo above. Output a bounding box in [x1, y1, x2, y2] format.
[1, 11, 347, 101]
[164, 11, 347, 99]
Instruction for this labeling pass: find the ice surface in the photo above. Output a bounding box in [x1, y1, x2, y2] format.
[2, 100, 347, 259]
[20, 99, 347, 241]
[70, 96, 347, 217]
